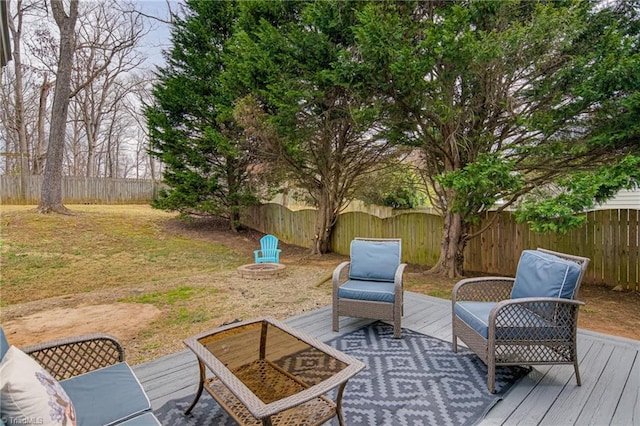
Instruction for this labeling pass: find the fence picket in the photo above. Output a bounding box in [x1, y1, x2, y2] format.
[2, 176, 636, 291]
[1, 176, 161, 204]
[242, 204, 638, 291]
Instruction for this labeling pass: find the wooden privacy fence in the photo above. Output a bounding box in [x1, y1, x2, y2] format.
[465, 209, 639, 291]
[242, 203, 639, 291]
[0, 176, 162, 204]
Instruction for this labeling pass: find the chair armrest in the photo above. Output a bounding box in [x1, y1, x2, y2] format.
[488, 297, 585, 339]
[395, 263, 407, 302]
[394, 264, 407, 287]
[332, 261, 351, 293]
[452, 277, 515, 304]
[22, 333, 125, 381]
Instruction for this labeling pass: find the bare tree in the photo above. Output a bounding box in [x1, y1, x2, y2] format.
[3, 0, 160, 203]
[6, 0, 27, 178]
[0, 1, 55, 179]
[36, 0, 154, 212]
[0, 65, 17, 174]
[5, 0, 43, 197]
[66, 99, 85, 175]
[37, 0, 78, 214]
[33, 72, 51, 174]
[69, 2, 146, 178]
[126, 71, 161, 180]
[133, 0, 175, 25]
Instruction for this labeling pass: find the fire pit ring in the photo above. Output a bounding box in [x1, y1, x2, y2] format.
[237, 263, 287, 280]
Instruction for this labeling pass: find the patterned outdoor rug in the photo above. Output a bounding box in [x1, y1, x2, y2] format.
[155, 322, 528, 425]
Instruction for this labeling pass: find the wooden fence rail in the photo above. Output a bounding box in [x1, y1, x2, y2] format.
[0, 176, 162, 204]
[465, 209, 639, 291]
[2, 177, 636, 290]
[242, 203, 639, 291]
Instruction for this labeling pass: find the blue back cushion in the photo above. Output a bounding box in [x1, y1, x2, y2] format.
[511, 250, 582, 300]
[349, 239, 401, 282]
[0, 327, 9, 362]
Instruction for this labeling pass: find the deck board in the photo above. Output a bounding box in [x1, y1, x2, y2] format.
[133, 291, 640, 425]
[611, 353, 640, 426]
[506, 338, 609, 426]
[575, 345, 637, 425]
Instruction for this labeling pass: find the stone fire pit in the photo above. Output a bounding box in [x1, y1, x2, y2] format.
[237, 263, 287, 280]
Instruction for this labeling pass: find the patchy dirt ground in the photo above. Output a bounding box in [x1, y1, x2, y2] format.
[2, 216, 638, 364]
[2, 304, 162, 348]
[575, 284, 640, 340]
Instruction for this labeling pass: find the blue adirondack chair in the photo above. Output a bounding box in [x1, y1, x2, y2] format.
[254, 234, 282, 264]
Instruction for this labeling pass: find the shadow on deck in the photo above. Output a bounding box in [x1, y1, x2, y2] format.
[133, 291, 640, 426]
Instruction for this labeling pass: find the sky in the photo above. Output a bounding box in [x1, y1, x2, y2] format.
[136, 0, 181, 69]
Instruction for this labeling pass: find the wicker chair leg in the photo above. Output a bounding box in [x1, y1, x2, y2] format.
[333, 309, 339, 332]
[487, 360, 496, 393]
[393, 321, 401, 339]
[451, 319, 458, 352]
[574, 360, 582, 386]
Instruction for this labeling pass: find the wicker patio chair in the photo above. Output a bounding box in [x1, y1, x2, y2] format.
[21, 333, 125, 381]
[0, 330, 161, 424]
[452, 248, 590, 393]
[333, 238, 406, 338]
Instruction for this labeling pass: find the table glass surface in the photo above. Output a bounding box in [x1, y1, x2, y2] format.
[193, 319, 352, 403]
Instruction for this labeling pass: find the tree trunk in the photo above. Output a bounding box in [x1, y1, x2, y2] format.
[84, 109, 96, 177]
[429, 209, 469, 278]
[37, 0, 78, 214]
[34, 74, 52, 174]
[7, 0, 30, 197]
[229, 209, 241, 232]
[311, 190, 337, 255]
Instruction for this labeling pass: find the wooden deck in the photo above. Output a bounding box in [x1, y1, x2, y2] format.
[133, 291, 640, 425]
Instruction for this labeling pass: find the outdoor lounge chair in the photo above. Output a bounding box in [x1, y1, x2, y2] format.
[0, 327, 160, 425]
[254, 234, 281, 264]
[332, 238, 406, 338]
[452, 248, 590, 393]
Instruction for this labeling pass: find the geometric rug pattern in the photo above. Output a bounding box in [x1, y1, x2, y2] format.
[320, 321, 529, 426]
[155, 321, 528, 426]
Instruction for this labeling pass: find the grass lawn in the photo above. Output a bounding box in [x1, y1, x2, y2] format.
[0, 205, 338, 363]
[1, 204, 638, 364]
[1, 205, 244, 304]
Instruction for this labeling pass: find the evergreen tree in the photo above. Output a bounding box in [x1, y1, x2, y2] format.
[146, 0, 258, 230]
[229, 0, 404, 254]
[354, 0, 639, 277]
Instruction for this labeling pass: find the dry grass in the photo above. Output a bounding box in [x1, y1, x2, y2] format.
[0, 205, 339, 363]
[1, 204, 638, 365]
[1, 205, 241, 304]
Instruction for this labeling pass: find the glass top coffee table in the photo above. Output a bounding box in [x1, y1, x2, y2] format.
[183, 317, 365, 426]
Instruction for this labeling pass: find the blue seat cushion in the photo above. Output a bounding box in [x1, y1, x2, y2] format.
[455, 302, 497, 338]
[60, 362, 152, 425]
[511, 250, 582, 300]
[338, 280, 396, 303]
[455, 301, 569, 340]
[349, 239, 401, 282]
